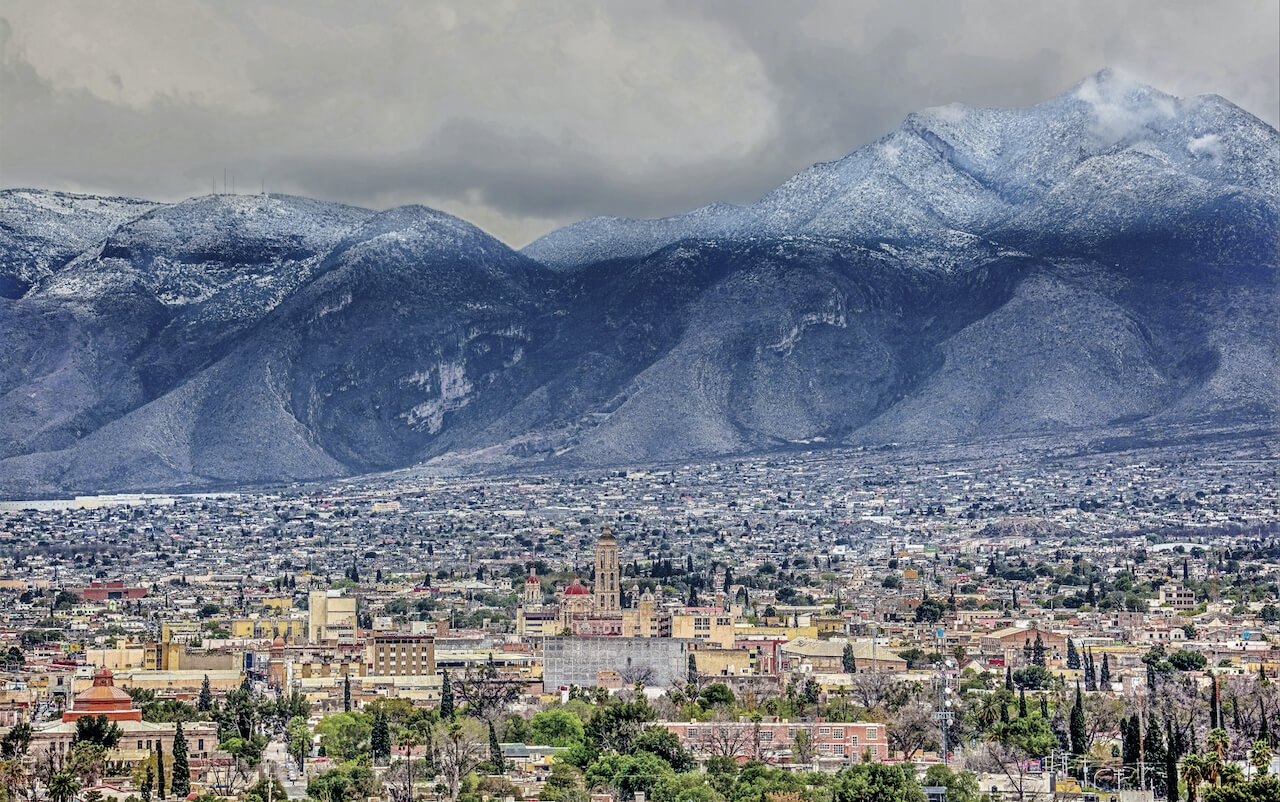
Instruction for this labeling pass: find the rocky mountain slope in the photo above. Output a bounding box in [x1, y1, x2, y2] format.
[0, 71, 1275, 497]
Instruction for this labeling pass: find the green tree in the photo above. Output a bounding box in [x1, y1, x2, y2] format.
[698, 684, 735, 709]
[0, 721, 32, 759]
[315, 713, 372, 763]
[923, 765, 981, 802]
[141, 763, 154, 802]
[842, 643, 857, 674]
[197, 676, 213, 713]
[156, 738, 166, 801]
[998, 715, 1057, 757]
[170, 722, 190, 798]
[72, 715, 123, 749]
[371, 716, 391, 765]
[631, 727, 694, 773]
[833, 761, 926, 802]
[287, 716, 311, 771]
[440, 669, 455, 720]
[47, 773, 80, 802]
[530, 710, 585, 747]
[487, 720, 506, 774]
[1069, 684, 1087, 756]
[343, 674, 352, 713]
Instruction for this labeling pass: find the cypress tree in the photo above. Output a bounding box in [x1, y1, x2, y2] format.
[171, 721, 190, 798]
[197, 675, 212, 713]
[488, 720, 505, 774]
[371, 715, 390, 765]
[1001, 700, 1011, 725]
[1041, 694, 1049, 718]
[440, 668, 455, 720]
[1069, 683, 1087, 756]
[1165, 721, 1179, 802]
[1066, 638, 1080, 670]
[1100, 653, 1111, 687]
[1005, 666, 1014, 692]
[1209, 674, 1220, 730]
[1019, 688, 1028, 718]
[1144, 711, 1166, 797]
[343, 674, 351, 713]
[1033, 634, 1046, 667]
[156, 738, 166, 800]
[1261, 697, 1271, 746]
[1122, 716, 1141, 783]
[141, 764, 154, 802]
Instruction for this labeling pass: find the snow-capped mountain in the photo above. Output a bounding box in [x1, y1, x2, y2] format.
[0, 71, 1275, 496]
[523, 69, 1278, 268]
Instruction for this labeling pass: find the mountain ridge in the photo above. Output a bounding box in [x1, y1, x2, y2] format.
[0, 70, 1275, 498]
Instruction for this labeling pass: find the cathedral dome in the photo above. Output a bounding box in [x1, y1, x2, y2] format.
[564, 581, 590, 596]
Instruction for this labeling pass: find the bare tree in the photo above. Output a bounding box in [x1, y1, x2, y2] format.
[888, 700, 940, 761]
[848, 671, 897, 710]
[695, 713, 751, 759]
[967, 740, 1048, 802]
[383, 758, 430, 802]
[453, 658, 523, 722]
[433, 720, 486, 802]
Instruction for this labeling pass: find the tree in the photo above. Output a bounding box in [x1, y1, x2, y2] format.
[1066, 638, 1080, 670]
[1069, 684, 1087, 756]
[1167, 721, 1181, 802]
[842, 643, 857, 674]
[888, 701, 939, 761]
[833, 762, 926, 802]
[66, 742, 106, 787]
[454, 658, 523, 720]
[155, 738, 166, 800]
[699, 683, 735, 709]
[197, 676, 213, 713]
[47, 773, 79, 802]
[371, 716, 391, 766]
[1182, 753, 1210, 802]
[141, 763, 154, 802]
[1100, 654, 1111, 687]
[439, 669, 455, 720]
[343, 674, 352, 713]
[632, 727, 695, 772]
[433, 720, 486, 802]
[1033, 635, 1046, 667]
[923, 765, 981, 802]
[530, 710, 585, 747]
[0, 722, 32, 760]
[1170, 650, 1208, 672]
[315, 713, 371, 763]
[791, 728, 815, 765]
[170, 722, 190, 798]
[72, 715, 122, 749]
[488, 720, 505, 774]
[1248, 739, 1271, 777]
[287, 716, 311, 771]
[914, 594, 943, 623]
[1144, 711, 1167, 796]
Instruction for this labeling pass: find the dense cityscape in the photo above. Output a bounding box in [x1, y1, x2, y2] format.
[0, 431, 1277, 802]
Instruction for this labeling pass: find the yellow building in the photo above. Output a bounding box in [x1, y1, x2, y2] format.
[671, 610, 736, 649]
[309, 590, 358, 643]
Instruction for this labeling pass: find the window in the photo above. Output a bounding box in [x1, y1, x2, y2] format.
[819, 727, 830, 735]
[198, 739, 204, 751]
[833, 728, 844, 738]
[138, 740, 144, 749]
[849, 735, 858, 747]
[759, 731, 773, 743]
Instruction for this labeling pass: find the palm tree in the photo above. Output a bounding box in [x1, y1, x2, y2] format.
[1249, 739, 1272, 777]
[47, 772, 80, 802]
[1206, 728, 1230, 785]
[1180, 753, 1209, 802]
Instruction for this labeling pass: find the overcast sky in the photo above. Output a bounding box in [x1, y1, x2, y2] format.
[2, 1, 1277, 246]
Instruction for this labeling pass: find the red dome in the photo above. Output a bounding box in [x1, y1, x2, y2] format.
[527, 576, 541, 584]
[564, 582, 590, 596]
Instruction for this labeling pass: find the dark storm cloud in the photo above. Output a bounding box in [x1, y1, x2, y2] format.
[1, 1, 1276, 245]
